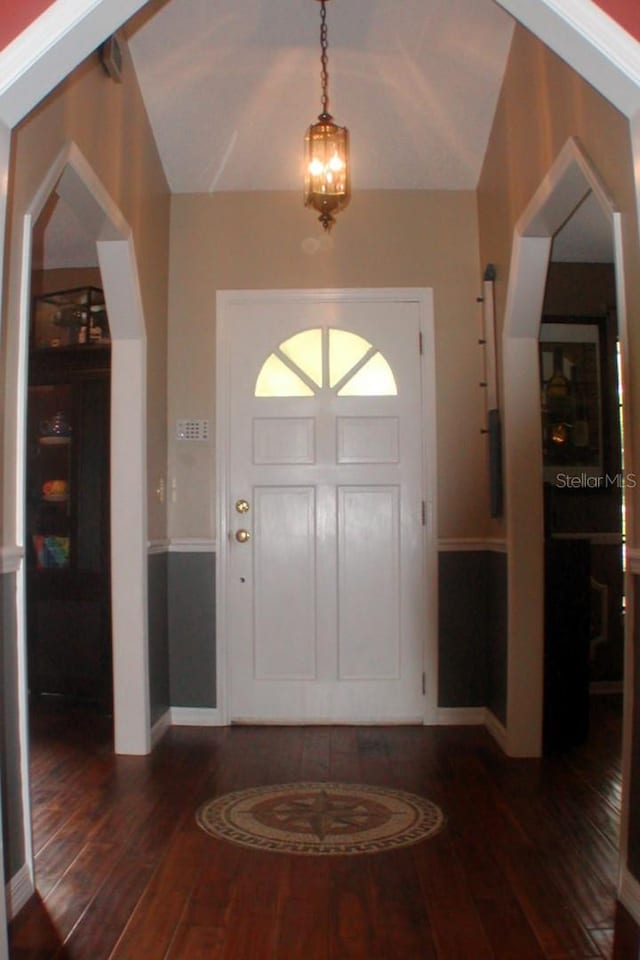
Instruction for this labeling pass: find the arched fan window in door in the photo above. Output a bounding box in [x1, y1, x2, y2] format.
[255, 328, 398, 398]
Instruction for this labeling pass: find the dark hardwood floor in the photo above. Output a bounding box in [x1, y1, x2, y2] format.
[9, 695, 640, 959]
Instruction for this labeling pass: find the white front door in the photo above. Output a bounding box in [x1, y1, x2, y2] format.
[218, 289, 437, 723]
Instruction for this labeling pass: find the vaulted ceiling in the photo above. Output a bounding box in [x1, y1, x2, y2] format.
[34, 0, 613, 268]
[125, 0, 515, 193]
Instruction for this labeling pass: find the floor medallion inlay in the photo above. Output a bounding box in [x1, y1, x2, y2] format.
[196, 781, 445, 855]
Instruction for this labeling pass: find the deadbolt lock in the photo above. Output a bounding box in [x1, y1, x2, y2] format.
[235, 499, 250, 514]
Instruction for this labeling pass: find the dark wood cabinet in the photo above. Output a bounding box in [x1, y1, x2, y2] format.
[544, 538, 591, 751]
[26, 345, 112, 710]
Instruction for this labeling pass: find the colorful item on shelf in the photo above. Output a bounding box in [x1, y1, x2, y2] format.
[42, 480, 68, 497]
[32, 535, 69, 569]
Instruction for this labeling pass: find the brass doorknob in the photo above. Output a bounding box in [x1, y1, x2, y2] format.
[235, 529, 251, 543]
[235, 499, 250, 514]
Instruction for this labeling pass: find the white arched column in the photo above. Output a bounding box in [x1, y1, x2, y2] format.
[16, 144, 151, 762]
[502, 139, 628, 759]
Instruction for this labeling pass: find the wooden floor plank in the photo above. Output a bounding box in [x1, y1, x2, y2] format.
[414, 833, 495, 960]
[369, 849, 438, 960]
[273, 857, 330, 960]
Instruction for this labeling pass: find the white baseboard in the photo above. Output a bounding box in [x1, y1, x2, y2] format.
[432, 707, 508, 753]
[484, 708, 508, 752]
[433, 707, 487, 726]
[6, 863, 33, 919]
[150, 709, 171, 747]
[170, 707, 223, 726]
[619, 865, 640, 926]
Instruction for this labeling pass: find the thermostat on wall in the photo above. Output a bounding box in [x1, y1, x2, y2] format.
[176, 419, 209, 442]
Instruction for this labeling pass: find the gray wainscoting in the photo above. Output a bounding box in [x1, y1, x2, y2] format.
[163, 546, 507, 719]
[0, 572, 25, 878]
[438, 549, 507, 723]
[487, 550, 508, 724]
[168, 551, 216, 708]
[148, 551, 170, 726]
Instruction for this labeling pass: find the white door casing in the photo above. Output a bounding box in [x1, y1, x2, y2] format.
[216, 289, 438, 724]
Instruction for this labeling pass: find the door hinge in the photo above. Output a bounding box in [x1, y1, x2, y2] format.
[418, 331, 423, 355]
[422, 672, 426, 696]
[421, 500, 426, 526]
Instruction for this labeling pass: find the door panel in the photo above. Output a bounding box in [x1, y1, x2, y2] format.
[253, 486, 317, 680]
[223, 292, 433, 723]
[337, 485, 400, 681]
[253, 418, 315, 464]
[336, 417, 399, 464]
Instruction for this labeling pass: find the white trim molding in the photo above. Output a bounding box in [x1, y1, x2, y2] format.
[150, 709, 172, 747]
[0, 0, 149, 128]
[498, 0, 640, 117]
[5, 864, 33, 920]
[147, 539, 218, 554]
[434, 708, 509, 753]
[0, 546, 24, 574]
[619, 865, 640, 927]
[168, 539, 217, 553]
[147, 539, 170, 555]
[170, 707, 223, 727]
[484, 709, 509, 752]
[438, 538, 507, 553]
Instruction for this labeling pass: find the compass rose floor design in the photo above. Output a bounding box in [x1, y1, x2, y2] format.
[196, 782, 445, 856]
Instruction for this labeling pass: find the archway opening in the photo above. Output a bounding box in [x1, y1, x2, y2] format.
[13, 143, 151, 904]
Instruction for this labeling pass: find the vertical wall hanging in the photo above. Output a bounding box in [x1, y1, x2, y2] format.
[479, 264, 503, 517]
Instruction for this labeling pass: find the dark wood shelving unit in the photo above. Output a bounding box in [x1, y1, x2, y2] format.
[26, 338, 112, 710]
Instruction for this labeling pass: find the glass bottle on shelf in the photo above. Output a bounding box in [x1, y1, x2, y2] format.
[545, 347, 575, 453]
[28, 385, 72, 571]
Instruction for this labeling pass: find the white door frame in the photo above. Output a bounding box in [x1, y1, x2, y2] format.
[216, 288, 439, 724]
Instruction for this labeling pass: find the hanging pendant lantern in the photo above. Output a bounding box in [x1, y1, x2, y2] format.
[304, 0, 350, 231]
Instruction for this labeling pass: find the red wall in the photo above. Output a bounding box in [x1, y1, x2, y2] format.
[0, 0, 55, 51]
[593, 0, 640, 40]
[0, 1, 638, 57]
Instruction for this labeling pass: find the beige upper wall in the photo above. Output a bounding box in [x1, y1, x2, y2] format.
[477, 23, 640, 536]
[2, 37, 170, 542]
[168, 189, 487, 541]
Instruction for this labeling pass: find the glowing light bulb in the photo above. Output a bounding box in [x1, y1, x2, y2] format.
[328, 153, 344, 172]
[309, 158, 325, 176]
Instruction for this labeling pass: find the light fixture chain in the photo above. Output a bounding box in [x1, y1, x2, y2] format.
[319, 0, 329, 116]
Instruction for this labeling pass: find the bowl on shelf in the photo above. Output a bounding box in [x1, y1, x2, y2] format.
[42, 480, 68, 501]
